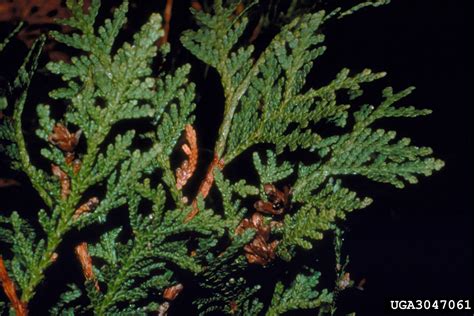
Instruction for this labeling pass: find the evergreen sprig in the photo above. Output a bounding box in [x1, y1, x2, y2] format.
[181, 1, 443, 314]
[183, 1, 443, 264]
[182, 5, 386, 163]
[71, 197, 223, 315]
[194, 230, 261, 316]
[0, 0, 200, 310]
[266, 270, 333, 316]
[0, 36, 50, 309]
[0, 0, 445, 314]
[214, 169, 259, 229]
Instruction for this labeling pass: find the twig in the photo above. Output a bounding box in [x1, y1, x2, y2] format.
[197, 154, 225, 199]
[0, 256, 28, 316]
[0, 178, 20, 188]
[159, 0, 173, 46]
[51, 164, 70, 200]
[184, 154, 224, 222]
[249, 15, 264, 43]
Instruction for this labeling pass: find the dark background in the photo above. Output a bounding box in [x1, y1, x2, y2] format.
[0, 0, 472, 315]
[326, 1, 473, 314]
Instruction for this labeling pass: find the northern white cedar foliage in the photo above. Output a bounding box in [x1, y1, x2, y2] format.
[0, 0, 443, 315]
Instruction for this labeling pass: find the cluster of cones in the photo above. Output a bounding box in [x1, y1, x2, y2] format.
[48, 123, 99, 219]
[236, 184, 290, 266]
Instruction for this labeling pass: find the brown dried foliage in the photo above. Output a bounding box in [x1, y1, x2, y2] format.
[234, 183, 291, 265]
[48, 123, 81, 153]
[72, 159, 81, 175]
[74, 242, 100, 291]
[190, 0, 203, 11]
[235, 213, 279, 266]
[157, 301, 170, 316]
[0, 256, 28, 316]
[73, 197, 99, 221]
[337, 272, 351, 290]
[185, 154, 224, 222]
[229, 300, 239, 314]
[51, 164, 70, 200]
[162, 283, 183, 301]
[158, 0, 173, 46]
[176, 124, 198, 190]
[48, 123, 81, 165]
[235, 3, 244, 15]
[198, 154, 225, 198]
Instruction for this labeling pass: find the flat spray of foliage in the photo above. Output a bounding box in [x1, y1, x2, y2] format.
[0, 0, 443, 315]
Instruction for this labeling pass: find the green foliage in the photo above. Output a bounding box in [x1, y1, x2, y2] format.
[0, 35, 47, 195]
[0, 0, 444, 314]
[252, 150, 294, 185]
[266, 270, 333, 315]
[0, 23, 24, 111]
[0, 212, 45, 293]
[0, 22, 23, 54]
[49, 284, 84, 316]
[0, 37, 51, 309]
[182, 0, 443, 266]
[334, 0, 391, 19]
[45, 0, 167, 155]
[182, 4, 386, 161]
[277, 179, 372, 261]
[194, 230, 261, 315]
[1, 0, 201, 309]
[214, 169, 259, 229]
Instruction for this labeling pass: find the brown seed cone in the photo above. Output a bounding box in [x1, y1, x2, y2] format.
[163, 283, 183, 301]
[48, 123, 81, 153]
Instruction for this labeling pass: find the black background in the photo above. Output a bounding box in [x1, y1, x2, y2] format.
[325, 1, 473, 314]
[0, 0, 472, 315]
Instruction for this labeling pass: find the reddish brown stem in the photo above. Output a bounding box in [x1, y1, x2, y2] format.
[51, 164, 70, 200]
[0, 178, 20, 188]
[184, 154, 224, 222]
[74, 243, 100, 291]
[198, 154, 225, 199]
[176, 125, 198, 190]
[159, 0, 173, 46]
[249, 16, 263, 43]
[0, 256, 28, 316]
[190, 0, 203, 11]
